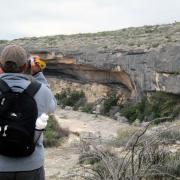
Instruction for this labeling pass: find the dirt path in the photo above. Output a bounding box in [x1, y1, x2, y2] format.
[45, 109, 129, 179]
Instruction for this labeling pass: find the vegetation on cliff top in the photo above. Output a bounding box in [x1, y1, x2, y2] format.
[1, 22, 180, 51]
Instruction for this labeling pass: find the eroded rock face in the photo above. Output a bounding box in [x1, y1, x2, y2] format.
[46, 63, 134, 91]
[0, 38, 179, 100]
[47, 77, 129, 104]
[37, 44, 180, 98]
[30, 50, 136, 101]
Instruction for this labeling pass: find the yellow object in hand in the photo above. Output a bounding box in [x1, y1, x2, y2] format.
[34, 57, 46, 71]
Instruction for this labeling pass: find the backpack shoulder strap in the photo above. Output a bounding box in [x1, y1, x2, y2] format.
[0, 78, 12, 93]
[24, 80, 41, 97]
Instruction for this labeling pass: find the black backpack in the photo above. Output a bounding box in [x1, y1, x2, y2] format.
[0, 79, 41, 157]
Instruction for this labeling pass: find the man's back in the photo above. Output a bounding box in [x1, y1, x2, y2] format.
[0, 72, 57, 172]
[0, 45, 57, 180]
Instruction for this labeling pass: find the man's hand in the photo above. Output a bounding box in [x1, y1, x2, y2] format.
[29, 56, 42, 75]
[31, 63, 41, 75]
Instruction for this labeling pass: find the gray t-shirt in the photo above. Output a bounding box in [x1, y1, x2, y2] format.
[0, 72, 57, 172]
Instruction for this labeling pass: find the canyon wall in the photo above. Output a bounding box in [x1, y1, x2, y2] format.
[0, 23, 180, 103]
[32, 45, 180, 100]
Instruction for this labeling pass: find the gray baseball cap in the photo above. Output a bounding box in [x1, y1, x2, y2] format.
[0, 45, 28, 68]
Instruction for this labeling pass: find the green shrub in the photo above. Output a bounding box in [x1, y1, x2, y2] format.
[121, 92, 180, 123]
[44, 115, 69, 147]
[121, 96, 149, 123]
[55, 88, 85, 109]
[81, 103, 93, 113]
[73, 98, 86, 110]
[103, 92, 118, 115]
[0, 40, 8, 44]
[151, 42, 159, 48]
[149, 92, 180, 118]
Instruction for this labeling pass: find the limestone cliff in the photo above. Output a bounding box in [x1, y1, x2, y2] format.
[39, 45, 180, 99]
[0, 23, 180, 102]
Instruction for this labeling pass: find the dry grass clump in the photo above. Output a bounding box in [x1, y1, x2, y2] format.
[44, 115, 69, 147]
[76, 117, 180, 179]
[115, 127, 140, 146]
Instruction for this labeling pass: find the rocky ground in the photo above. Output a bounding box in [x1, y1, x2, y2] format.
[44, 108, 130, 180]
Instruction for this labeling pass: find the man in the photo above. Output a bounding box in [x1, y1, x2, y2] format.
[0, 44, 57, 180]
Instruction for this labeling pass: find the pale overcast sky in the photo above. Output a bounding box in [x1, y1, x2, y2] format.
[1, 0, 180, 40]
